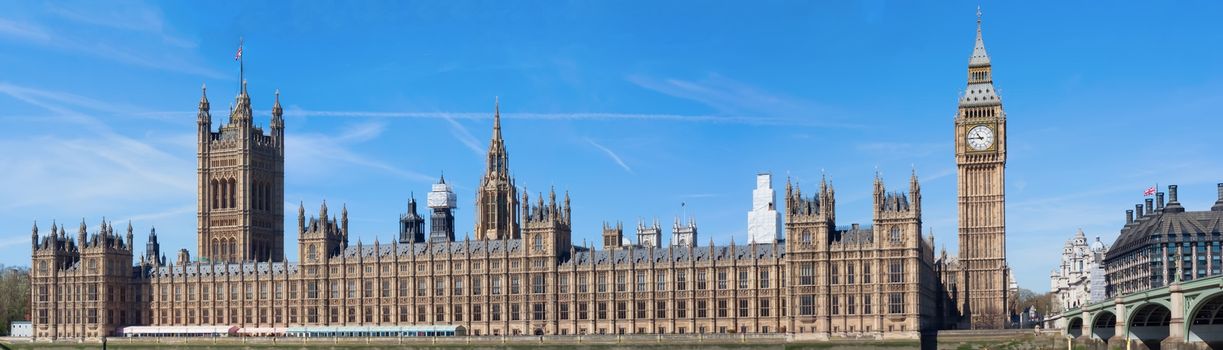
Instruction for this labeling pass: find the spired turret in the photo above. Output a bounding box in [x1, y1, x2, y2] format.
[400, 194, 425, 244]
[522, 187, 572, 259]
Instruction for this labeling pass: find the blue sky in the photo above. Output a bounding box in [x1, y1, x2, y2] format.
[0, 1, 1220, 292]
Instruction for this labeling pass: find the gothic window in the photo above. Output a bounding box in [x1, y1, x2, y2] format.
[889, 261, 903, 283]
[228, 179, 236, 208]
[656, 271, 666, 291]
[533, 234, 543, 252]
[799, 295, 814, 316]
[211, 180, 219, 209]
[888, 293, 903, 314]
[801, 229, 811, 244]
[890, 227, 901, 242]
[799, 263, 814, 285]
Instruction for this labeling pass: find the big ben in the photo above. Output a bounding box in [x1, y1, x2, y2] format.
[954, 9, 1008, 329]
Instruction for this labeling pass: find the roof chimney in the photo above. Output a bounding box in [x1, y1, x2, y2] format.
[1213, 183, 1223, 211]
[1164, 184, 1185, 213]
[1156, 192, 1165, 211]
[1136, 204, 1145, 219]
[1125, 210, 1134, 225]
[1144, 198, 1154, 215]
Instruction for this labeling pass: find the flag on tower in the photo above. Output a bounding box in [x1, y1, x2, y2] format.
[234, 44, 243, 61]
[1143, 186, 1156, 197]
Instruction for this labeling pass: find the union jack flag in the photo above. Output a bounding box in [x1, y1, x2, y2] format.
[234, 45, 242, 61]
[1143, 186, 1156, 197]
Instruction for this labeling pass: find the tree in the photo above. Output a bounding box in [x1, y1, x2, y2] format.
[0, 265, 31, 336]
[1015, 288, 1055, 315]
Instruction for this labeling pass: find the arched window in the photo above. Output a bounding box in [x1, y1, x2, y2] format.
[228, 179, 236, 209]
[801, 230, 812, 244]
[890, 227, 901, 242]
[308, 244, 318, 261]
[219, 180, 228, 209]
[228, 239, 237, 261]
[534, 235, 544, 252]
[211, 180, 219, 209]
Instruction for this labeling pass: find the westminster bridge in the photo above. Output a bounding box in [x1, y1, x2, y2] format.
[1045, 274, 1223, 350]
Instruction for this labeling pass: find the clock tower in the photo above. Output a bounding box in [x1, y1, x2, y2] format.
[954, 8, 1008, 329]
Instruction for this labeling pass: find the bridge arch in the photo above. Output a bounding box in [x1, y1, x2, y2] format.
[1091, 311, 1117, 341]
[1067, 317, 1084, 338]
[1188, 290, 1223, 349]
[1127, 303, 1171, 350]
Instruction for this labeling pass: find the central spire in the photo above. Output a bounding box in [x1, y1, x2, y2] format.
[970, 6, 991, 68]
[475, 96, 520, 240]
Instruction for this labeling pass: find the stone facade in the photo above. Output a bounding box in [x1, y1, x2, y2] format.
[28, 96, 944, 340]
[1049, 229, 1108, 312]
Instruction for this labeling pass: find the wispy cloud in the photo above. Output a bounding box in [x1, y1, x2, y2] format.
[441, 114, 485, 156]
[586, 138, 633, 174]
[0, 83, 195, 212]
[0, 3, 220, 78]
[286, 122, 435, 183]
[627, 73, 861, 128]
[46, 1, 197, 48]
[218, 107, 840, 127]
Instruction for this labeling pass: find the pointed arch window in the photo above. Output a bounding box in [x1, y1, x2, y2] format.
[228, 179, 236, 208]
[534, 234, 544, 252]
[800, 229, 812, 244]
[211, 180, 219, 209]
[890, 227, 901, 242]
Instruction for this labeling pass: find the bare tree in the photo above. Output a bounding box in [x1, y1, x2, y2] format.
[0, 265, 31, 336]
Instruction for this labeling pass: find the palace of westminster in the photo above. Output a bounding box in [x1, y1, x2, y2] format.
[27, 15, 1013, 340]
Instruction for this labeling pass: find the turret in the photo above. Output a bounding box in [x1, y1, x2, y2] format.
[298, 201, 306, 234]
[126, 221, 134, 249]
[77, 219, 87, 248]
[602, 221, 623, 249]
[197, 84, 211, 142]
[145, 227, 161, 266]
[31, 221, 38, 251]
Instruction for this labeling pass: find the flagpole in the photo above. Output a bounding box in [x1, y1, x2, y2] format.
[239, 37, 244, 93]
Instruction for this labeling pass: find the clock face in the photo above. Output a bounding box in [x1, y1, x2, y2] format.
[967, 125, 994, 151]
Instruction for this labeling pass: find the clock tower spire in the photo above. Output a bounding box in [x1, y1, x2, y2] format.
[953, 7, 1008, 329]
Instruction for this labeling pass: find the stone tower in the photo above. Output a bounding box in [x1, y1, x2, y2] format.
[522, 188, 572, 258]
[474, 98, 520, 240]
[672, 217, 698, 247]
[602, 221, 623, 249]
[636, 219, 662, 247]
[197, 81, 286, 263]
[428, 175, 458, 243]
[953, 8, 1009, 329]
[399, 195, 425, 244]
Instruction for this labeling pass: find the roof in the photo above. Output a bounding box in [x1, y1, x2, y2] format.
[969, 15, 991, 67]
[1106, 205, 1223, 261]
[563, 242, 784, 266]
